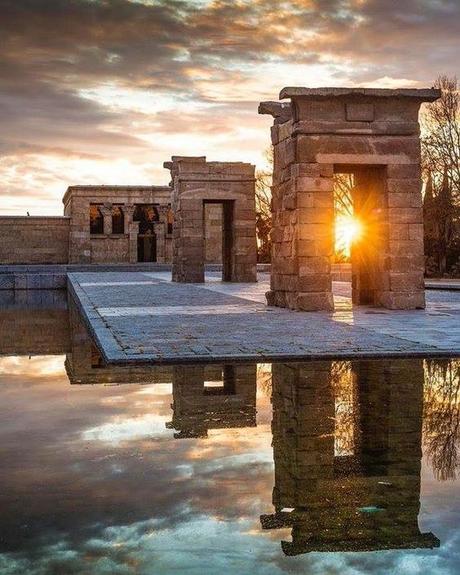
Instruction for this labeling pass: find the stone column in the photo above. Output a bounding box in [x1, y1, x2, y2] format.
[123, 203, 135, 232]
[293, 162, 335, 311]
[382, 163, 426, 309]
[264, 113, 335, 310]
[260, 361, 335, 529]
[123, 204, 137, 263]
[232, 194, 258, 282]
[156, 205, 170, 263]
[175, 197, 205, 282]
[100, 203, 112, 236]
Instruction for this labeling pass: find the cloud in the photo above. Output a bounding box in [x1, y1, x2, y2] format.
[1, 0, 458, 212]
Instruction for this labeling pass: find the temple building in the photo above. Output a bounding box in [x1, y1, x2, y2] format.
[63, 185, 174, 264]
[0, 159, 235, 266]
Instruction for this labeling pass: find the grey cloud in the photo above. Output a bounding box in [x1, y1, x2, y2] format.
[0, 0, 458, 208]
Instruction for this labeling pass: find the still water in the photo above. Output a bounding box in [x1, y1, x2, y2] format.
[1, 292, 460, 574]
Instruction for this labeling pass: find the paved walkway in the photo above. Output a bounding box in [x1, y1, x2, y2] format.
[68, 271, 460, 364]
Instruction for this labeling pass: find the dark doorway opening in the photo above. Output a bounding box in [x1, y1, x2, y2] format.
[137, 232, 157, 263]
[204, 200, 234, 281]
[134, 204, 159, 262]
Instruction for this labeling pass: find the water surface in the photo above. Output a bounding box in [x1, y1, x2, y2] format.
[0, 293, 460, 574]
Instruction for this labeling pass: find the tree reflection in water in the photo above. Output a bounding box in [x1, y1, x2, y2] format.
[424, 359, 460, 481]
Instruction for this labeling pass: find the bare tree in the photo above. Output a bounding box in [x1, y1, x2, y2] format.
[333, 173, 354, 262]
[255, 148, 273, 262]
[423, 359, 460, 480]
[333, 173, 354, 217]
[421, 76, 460, 276]
[421, 76, 460, 199]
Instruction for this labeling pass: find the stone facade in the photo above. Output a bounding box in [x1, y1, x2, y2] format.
[260, 359, 440, 554]
[0, 216, 70, 264]
[259, 87, 441, 310]
[0, 183, 228, 266]
[164, 156, 257, 283]
[63, 186, 173, 264]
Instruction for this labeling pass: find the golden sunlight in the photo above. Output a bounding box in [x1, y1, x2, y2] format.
[335, 214, 363, 259]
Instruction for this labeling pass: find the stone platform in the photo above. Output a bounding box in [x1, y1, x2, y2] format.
[67, 271, 460, 364]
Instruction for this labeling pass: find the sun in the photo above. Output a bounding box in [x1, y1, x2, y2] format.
[335, 215, 363, 259]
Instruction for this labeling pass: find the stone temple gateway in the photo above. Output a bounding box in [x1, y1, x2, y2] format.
[164, 156, 257, 283]
[260, 87, 441, 311]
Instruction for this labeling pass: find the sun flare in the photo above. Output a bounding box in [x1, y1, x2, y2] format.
[335, 215, 363, 259]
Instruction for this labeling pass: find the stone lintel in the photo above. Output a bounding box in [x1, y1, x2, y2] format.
[315, 153, 419, 165]
[292, 121, 420, 137]
[176, 176, 256, 183]
[279, 87, 441, 102]
[63, 185, 171, 206]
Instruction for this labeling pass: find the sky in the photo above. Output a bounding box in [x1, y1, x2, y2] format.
[1, 0, 459, 215]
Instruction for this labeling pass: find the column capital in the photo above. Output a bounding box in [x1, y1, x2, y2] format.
[123, 203, 136, 215]
[99, 203, 112, 216]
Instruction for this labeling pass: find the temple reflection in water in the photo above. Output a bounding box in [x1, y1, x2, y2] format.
[4, 292, 460, 560]
[261, 360, 440, 554]
[166, 365, 257, 438]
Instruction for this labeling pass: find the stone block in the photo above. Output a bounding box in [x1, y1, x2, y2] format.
[296, 292, 334, 311]
[298, 238, 334, 257]
[387, 193, 422, 208]
[388, 208, 422, 224]
[377, 291, 425, 310]
[282, 193, 296, 210]
[276, 139, 296, 169]
[386, 178, 421, 194]
[388, 255, 425, 272]
[298, 256, 331, 275]
[291, 163, 324, 178]
[295, 176, 334, 193]
[296, 134, 421, 164]
[265, 290, 276, 306]
[389, 224, 410, 240]
[346, 102, 374, 122]
[388, 240, 423, 256]
[386, 164, 421, 179]
[272, 274, 298, 292]
[389, 272, 424, 291]
[297, 192, 315, 208]
[408, 224, 424, 241]
[298, 224, 333, 242]
[299, 207, 334, 224]
[272, 256, 297, 275]
[298, 274, 332, 292]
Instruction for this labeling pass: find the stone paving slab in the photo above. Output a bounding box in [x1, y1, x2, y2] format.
[68, 271, 460, 365]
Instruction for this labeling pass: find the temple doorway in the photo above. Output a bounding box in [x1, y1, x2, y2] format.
[134, 204, 159, 262]
[137, 231, 157, 262]
[334, 166, 388, 306]
[204, 200, 234, 282]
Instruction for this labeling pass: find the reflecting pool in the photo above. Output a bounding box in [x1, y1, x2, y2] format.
[1, 292, 460, 574]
